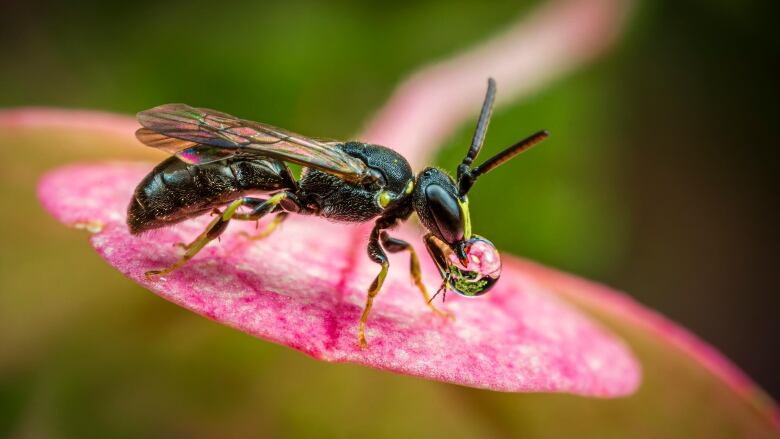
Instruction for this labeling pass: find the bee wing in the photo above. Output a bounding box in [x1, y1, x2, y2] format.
[136, 104, 370, 182]
[135, 128, 237, 165]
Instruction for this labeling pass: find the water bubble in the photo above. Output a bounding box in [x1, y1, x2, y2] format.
[446, 235, 501, 297]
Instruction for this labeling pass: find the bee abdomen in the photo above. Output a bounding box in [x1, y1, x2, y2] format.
[127, 156, 295, 234]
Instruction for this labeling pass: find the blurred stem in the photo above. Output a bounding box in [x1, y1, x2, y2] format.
[362, 0, 635, 168]
[0, 108, 160, 160]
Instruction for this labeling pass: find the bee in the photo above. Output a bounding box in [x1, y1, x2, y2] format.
[128, 78, 547, 346]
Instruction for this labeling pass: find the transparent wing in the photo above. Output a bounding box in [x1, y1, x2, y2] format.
[135, 128, 234, 165]
[135, 104, 369, 182]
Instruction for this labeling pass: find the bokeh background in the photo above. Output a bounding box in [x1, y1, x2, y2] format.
[1, 0, 777, 437]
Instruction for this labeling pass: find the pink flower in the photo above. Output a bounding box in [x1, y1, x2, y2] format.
[37, 159, 640, 396]
[4, 0, 777, 433]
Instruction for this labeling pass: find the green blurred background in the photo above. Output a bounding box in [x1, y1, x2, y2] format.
[1, 0, 778, 437]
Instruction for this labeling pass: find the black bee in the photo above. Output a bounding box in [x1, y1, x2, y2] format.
[128, 78, 547, 346]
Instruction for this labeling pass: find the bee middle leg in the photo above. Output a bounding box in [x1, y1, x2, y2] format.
[358, 223, 390, 348]
[380, 232, 454, 320]
[233, 192, 298, 241]
[238, 213, 289, 241]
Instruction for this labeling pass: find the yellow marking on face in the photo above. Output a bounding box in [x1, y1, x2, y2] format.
[404, 180, 414, 195]
[458, 196, 472, 239]
[378, 190, 392, 208]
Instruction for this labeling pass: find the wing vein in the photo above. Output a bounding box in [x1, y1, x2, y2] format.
[135, 103, 369, 182]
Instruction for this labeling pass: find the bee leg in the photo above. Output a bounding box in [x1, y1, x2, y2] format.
[145, 197, 256, 279]
[173, 209, 224, 250]
[232, 192, 288, 220]
[233, 191, 300, 241]
[380, 232, 454, 320]
[358, 223, 390, 348]
[237, 213, 289, 241]
[173, 241, 192, 251]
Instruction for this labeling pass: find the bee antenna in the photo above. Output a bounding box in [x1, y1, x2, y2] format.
[458, 130, 549, 196]
[456, 79, 550, 197]
[457, 78, 496, 185]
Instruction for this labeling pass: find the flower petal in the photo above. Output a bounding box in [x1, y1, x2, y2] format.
[38, 161, 640, 396]
[511, 258, 780, 430]
[12, 107, 778, 431]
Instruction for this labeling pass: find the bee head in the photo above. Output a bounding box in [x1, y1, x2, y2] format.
[412, 78, 547, 300]
[412, 167, 471, 265]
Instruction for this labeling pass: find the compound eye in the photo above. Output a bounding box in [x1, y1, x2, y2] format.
[425, 184, 464, 244]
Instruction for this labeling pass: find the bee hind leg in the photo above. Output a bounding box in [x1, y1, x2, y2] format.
[145, 197, 261, 279]
[170, 209, 221, 251]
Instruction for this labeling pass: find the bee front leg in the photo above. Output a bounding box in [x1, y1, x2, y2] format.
[380, 232, 454, 320]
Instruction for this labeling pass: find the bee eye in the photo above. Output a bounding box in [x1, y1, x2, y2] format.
[425, 184, 464, 244]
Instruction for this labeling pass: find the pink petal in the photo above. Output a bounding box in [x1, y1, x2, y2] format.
[513, 258, 780, 427]
[0, 107, 137, 136]
[38, 162, 640, 396]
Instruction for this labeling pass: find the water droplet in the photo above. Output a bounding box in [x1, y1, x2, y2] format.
[446, 235, 501, 297]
